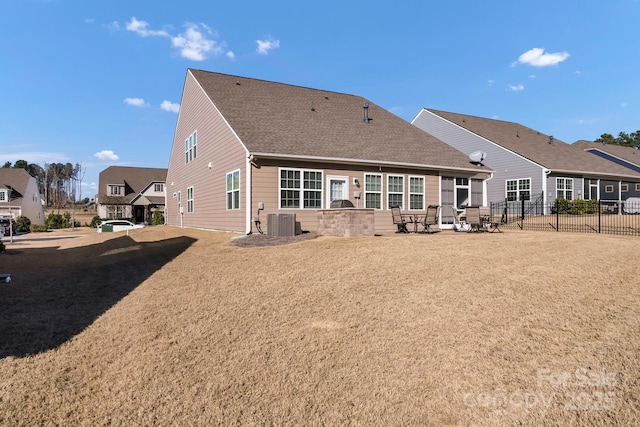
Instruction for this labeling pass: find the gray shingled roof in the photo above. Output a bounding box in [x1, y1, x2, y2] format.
[98, 166, 167, 204]
[0, 168, 33, 204]
[190, 69, 489, 172]
[427, 109, 640, 179]
[573, 140, 640, 168]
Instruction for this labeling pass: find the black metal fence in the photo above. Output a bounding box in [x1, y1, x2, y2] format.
[489, 196, 640, 236]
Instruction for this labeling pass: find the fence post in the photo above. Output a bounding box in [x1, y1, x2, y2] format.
[598, 200, 601, 233]
[555, 199, 559, 231]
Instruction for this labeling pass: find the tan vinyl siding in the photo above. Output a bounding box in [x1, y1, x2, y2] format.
[166, 72, 247, 232]
[250, 160, 444, 233]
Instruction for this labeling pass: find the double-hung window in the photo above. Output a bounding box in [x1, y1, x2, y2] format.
[154, 183, 164, 193]
[185, 131, 197, 164]
[387, 175, 404, 209]
[279, 168, 322, 209]
[187, 186, 194, 213]
[364, 174, 382, 209]
[556, 178, 573, 200]
[409, 176, 424, 210]
[506, 178, 531, 201]
[226, 170, 240, 210]
[110, 185, 120, 195]
[0, 190, 6, 202]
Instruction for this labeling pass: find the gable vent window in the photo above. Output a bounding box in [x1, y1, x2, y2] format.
[110, 185, 120, 195]
[185, 130, 197, 164]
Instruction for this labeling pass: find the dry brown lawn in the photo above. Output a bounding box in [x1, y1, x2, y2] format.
[0, 226, 638, 426]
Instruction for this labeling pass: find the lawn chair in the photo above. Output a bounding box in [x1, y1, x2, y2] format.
[391, 205, 409, 233]
[465, 206, 484, 232]
[420, 205, 440, 233]
[479, 206, 503, 233]
[450, 206, 470, 232]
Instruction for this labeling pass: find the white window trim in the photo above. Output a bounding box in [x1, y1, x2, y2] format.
[408, 176, 425, 211]
[505, 177, 532, 201]
[185, 130, 197, 164]
[556, 177, 574, 200]
[278, 167, 323, 210]
[605, 185, 614, 193]
[364, 173, 383, 210]
[387, 174, 405, 210]
[226, 170, 241, 210]
[186, 186, 194, 213]
[0, 189, 6, 202]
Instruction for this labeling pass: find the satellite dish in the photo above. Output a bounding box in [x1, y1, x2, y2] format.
[469, 151, 487, 165]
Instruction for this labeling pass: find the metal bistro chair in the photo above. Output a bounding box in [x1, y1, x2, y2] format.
[479, 206, 503, 233]
[391, 205, 410, 233]
[420, 205, 440, 233]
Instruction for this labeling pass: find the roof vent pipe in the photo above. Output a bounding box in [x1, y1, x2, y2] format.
[363, 103, 371, 123]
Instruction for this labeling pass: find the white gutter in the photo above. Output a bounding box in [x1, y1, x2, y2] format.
[250, 152, 492, 174]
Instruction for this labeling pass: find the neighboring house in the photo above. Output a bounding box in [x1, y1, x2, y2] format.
[412, 109, 640, 210]
[0, 168, 45, 225]
[165, 69, 492, 234]
[96, 166, 167, 224]
[572, 141, 640, 200]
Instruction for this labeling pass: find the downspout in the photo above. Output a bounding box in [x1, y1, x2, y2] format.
[543, 169, 551, 214]
[246, 154, 253, 234]
[483, 172, 494, 206]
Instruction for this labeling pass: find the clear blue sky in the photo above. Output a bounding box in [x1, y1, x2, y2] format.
[2, 0, 639, 200]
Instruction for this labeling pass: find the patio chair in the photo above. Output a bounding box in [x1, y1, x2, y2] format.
[479, 207, 503, 233]
[391, 205, 409, 233]
[465, 206, 484, 232]
[450, 206, 470, 232]
[420, 205, 440, 233]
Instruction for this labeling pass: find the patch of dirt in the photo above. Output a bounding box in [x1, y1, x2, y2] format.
[227, 232, 318, 247]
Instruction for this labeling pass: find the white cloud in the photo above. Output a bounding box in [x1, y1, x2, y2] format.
[516, 48, 569, 67]
[487, 79, 495, 86]
[125, 17, 169, 37]
[621, 102, 628, 108]
[124, 97, 146, 107]
[528, 74, 536, 79]
[226, 51, 235, 60]
[171, 23, 221, 61]
[160, 100, 180, 113]
[508, 84, 525, 92]
[94, 150, 119, 161]
[256, 37, 280, 55]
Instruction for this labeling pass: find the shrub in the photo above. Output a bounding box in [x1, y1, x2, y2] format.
[45, 212, 72, 229]
[90, 216, 102, 228]
[552, 198, 600, 215]
[15, 216, 31, 233]
[152, 210, 164, 226]
[30, 224, 48, 232]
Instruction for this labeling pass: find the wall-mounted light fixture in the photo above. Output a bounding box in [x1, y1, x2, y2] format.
[208, 162, 212, 169]
[353, 177, 360, 186]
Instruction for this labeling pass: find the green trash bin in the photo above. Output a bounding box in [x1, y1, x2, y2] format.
[101, 223, 113, 232]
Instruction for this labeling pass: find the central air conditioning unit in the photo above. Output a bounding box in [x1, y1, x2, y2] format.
[267, 213, 296, 237]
